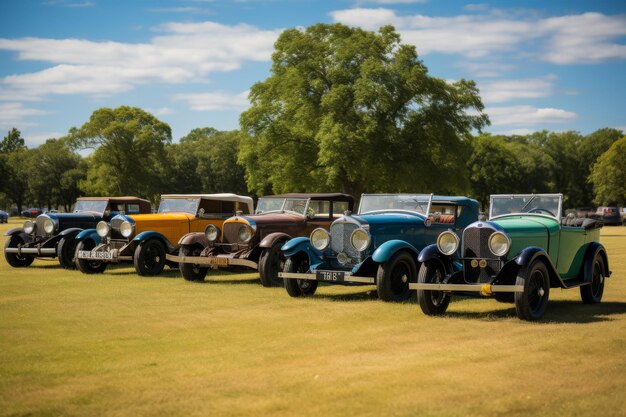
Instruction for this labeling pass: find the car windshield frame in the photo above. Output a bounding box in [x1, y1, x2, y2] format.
[358, 194, 433, 216]
[157, 197, 201, 215]
[74, 200, 109, 215]
[489, 194, 563, 221]
[255, 197, 310, 217]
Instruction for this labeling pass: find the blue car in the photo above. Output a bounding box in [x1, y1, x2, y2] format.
[0, 210, 8, 224]
[279, 194, 479, 301]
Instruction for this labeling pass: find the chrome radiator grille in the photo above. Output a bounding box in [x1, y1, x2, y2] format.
[462, 225, 500, 283]
[35, 216, 48, 237]
[110, 218, 126, 240]
[330, 222, 359, 259]
[223, 223, 240, 245]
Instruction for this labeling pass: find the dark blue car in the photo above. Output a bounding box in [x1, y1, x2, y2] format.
[279, 194, 479, 302]
[4, 197, 150, 269]
[0, 210, 8, 224]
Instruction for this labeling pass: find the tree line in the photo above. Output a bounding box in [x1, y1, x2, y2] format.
[1, 23, 624, 212]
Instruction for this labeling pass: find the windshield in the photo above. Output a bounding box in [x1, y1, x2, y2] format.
[255, 197, 309, 216]
[74, 200, 108, 214]
[158, 198, 200, 215]
[358, 194, 433, 215]
[490, 194, 562, 219]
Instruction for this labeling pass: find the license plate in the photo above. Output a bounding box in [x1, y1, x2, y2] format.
[208, 257, 229, 267]
[78, 250, 113, 260]
[315, 270, 345, 282]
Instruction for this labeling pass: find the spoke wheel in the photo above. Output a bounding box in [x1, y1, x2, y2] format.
[180, 244, 208, 282]
[259, 241, 286, 287]
[3, 235, 34, 268]
[417, 261, 450, 315]
[580, 254, 605, 304]
[134, 239, 166, 276]
[515, 259, 550, 321]
[284, 256, 317, 297]
[376, 251, 416, 302]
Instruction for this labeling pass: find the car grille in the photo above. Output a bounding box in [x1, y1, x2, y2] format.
[462, 224, 501, 283]
[110, 218, 127, 240]
[330, 222, 360, 259]
[35, 216, 48, 238]
[223, 222, 240, 245]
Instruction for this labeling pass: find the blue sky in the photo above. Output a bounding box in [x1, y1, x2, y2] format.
[1, 0, 625, 147]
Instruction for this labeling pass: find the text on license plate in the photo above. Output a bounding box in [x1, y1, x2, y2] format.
[208, 257, 229, 266]
[78, 250, 112, 260]
[316, 270, 345, 282]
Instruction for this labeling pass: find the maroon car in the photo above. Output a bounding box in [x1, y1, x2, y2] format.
[168, 193, 354, 286]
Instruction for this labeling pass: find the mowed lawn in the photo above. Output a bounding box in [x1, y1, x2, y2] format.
[1, 219, 625, 417]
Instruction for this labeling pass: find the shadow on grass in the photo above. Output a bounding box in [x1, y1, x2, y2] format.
[314, 289, 381, 302]
[442, 300, 626, 323]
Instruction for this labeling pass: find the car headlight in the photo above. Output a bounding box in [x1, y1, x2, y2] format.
[238, 225, 253, 243]
[43, 218, 55, 235]
[437, 231, 460, 256]
[205, 225, 220, 242]
[120, 221, 134, 238]
[350, 228, 370, 252]
[310, 228, 330, 250]
[488, 232, 511, 257]
[96, 221, 110, 238]
[23, 220, 35, 234]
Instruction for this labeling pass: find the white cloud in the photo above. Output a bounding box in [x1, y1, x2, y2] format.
[146, 107, 175, 116]
[488, 128, 535, 136]
[479, 75, 557, 103]
[0, 22, 281, 100]
[487, 105, 577, 127]
[329, 8, 626, 63]
[174, 90, 250, 111]
[0, 103, 48, 129]
[356, 0, 427, 4]
[23, 131, 65, 147]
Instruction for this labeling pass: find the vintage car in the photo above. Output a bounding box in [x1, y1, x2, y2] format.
[413, 193, 611, 321]
[169, 193, 355, 287]
[74, 194, 253, 276]
[590, 206, 621, 226]
[279, 194, 479, 302]
[0, 210, 8, 224]
[3, 197, 151, 269]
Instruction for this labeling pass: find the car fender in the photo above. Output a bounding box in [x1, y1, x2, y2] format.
[178, 232, 208, 247]
[58, 228, 83, 238]
[581, 242, 610, 282]
[259, 232, 291, 249]
[372, 240, 419, 264]
[4, 227, 26, 239]
[515, 246, 563, 288]
[133, 231, 176, 253]
[281, 237, 325, 266]
[416, 244, 454, 275]
[75, 229, 101, 245]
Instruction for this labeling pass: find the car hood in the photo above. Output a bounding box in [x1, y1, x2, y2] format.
[41, 212, 103, 232]
[340, 211, 427, 228]
[491, 215, 560, 256]
[235, 212, 305, 228]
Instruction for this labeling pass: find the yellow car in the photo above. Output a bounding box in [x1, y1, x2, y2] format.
[73, 194, 253, 276]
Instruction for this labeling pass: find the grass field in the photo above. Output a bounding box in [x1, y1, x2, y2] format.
[1, 218, 625, 417]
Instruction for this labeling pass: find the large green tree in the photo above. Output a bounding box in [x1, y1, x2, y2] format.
[70, 106, 171, 201]
[166, 128, 248, 196]
[1, 128, 29, 212]
[589, 136, 626, 205]
[240, 24, 489, 196]
[0, 128, 26, 154]
[579, 128, 623, 204]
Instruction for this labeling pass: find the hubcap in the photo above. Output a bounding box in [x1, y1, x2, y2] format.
[538, 287, 545, 297]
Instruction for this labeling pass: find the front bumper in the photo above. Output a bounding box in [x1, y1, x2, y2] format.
[165, 254, 258, 269]
[410, 283, 523, 295]
[5, 245, 56, 256]
[76, 243, 132, 263]
[279, 271, 375, 285]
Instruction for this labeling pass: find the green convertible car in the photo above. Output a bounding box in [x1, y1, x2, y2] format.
[412, 194, 611, 321]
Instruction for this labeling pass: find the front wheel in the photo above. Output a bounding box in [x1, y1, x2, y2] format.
[580, 254, 605, 304]
[258, 241, 286, 287]
[515, 259, 550, 321]
[179, 244, 208, 282]
[417, 261, 450, 315]
[376, 251, 416, 302]
[3, 235, 34, 267]
[134, 239, 166, 276]
[57, 236, 78, 269]
[284, 256, 318, 297]
[75, 240, 107, 274]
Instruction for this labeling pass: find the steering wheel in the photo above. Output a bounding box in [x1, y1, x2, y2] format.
[528, 207, 555, 217]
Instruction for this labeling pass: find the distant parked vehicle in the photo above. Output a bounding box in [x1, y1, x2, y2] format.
[0, 210, 8, 223]
[591, 206, 621, 226]
[575, 207, 595, 218]
[21, 208, 43, 218]
[621, 207, 626, 225]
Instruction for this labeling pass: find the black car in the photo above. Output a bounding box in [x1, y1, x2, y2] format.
[21, 208, 43, 218]
[0, 210, 8, 224]
[4, 197, 151, 269]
